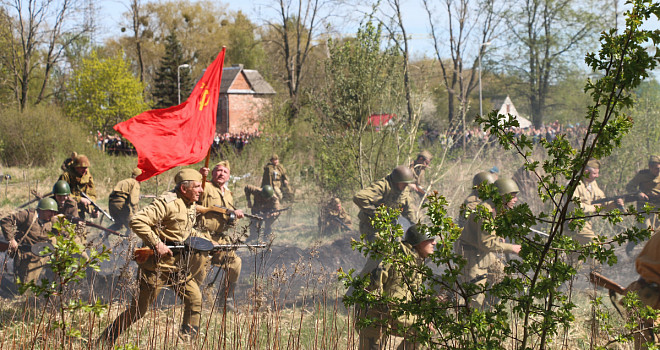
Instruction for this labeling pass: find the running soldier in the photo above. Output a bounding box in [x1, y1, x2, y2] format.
[97, 169, 204, 345]
[261, 154, 291, 201]
[107, 168, 142, 234]
[51, 180, 79, 218]
[244, 185, 280, 241]
[59, 153, 97, 219]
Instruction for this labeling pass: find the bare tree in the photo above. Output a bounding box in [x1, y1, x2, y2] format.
[0, 0, 88, 110]
[503, 0, 600, 127]
[265, 0, 332, 121]
[423, 0, 502, 137]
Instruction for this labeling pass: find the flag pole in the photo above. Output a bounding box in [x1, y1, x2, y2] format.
[202, 148, 211, 190]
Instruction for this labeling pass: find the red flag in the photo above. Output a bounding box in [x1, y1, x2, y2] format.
[114, 48, 226, 181]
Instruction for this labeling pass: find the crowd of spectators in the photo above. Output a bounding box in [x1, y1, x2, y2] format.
[423, 120, 589, 151]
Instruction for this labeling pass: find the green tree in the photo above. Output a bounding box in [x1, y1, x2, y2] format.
[501, 0, 602, 127]
[152, 31, 192, 108]
[224, 11, 265, 69]
[342, 1, 660, 348]
[64, 51, 148, 139]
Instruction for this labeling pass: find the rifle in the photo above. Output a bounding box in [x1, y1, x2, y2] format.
[260, 207, 291, 218]
[330, 215, 352, 231]
[196, 205, 263, 221]
[589, 270, 627, 317]
[19, 190, 53, 208]
[591, 193, 638, 205]
[64, 216, 126, 237]
[529, 227, 549, 238]
[133, 236, 266, 264]
[81, 192, 114, 222]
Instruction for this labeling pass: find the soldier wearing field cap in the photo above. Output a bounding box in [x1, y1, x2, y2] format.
[353, 166, 418, 242]
[97, 168, 204, 345]
[261, 154, 290, 201]
[568, 159, 623, 245]
[107, 168, 142, 234]
[59, 153, 97, 219]
[1, 198, 58, 284]
[409, 150, 433, 197]
[354, 224, 436, 350]
[456, 177, 522, 308]
[193, 161, 245, 311]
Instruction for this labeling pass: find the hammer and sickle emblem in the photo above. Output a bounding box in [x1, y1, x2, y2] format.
[198, 89, 210, 111]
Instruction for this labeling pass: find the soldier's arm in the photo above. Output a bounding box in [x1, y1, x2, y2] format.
[401, 192, 418, 224]
[353, 181, 386, 214]
[0, 212, 17, 241]
[244, 185, 258, 208]
[625, 172, 643, 194]
[129, 182, 141, 207]
[130, 199, 169, 248]
[86, 175, 97, 201]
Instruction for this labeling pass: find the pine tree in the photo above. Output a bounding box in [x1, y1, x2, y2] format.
[152, 32, 192, 108]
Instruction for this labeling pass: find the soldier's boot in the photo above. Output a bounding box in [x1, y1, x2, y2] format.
[218, 281, 238, 312]
[179, 324, 199, 342]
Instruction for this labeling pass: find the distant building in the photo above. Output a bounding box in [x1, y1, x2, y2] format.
[217, 64, 276, 133]
[492, 95, 531, 128]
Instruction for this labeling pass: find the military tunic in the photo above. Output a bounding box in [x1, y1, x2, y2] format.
[353, 176, 417, 242]
[59, 168, 96, 217]
[626, 169, 660, 229]
[192, 182, 242, 289]
[100, 190, 202, 342]
[108, 177, 141, 232]
[357, 241, 424, 350]
[1, 209, 53, 283]
[261, 162, 289, 200]
[51, 195, 79, 218]
[245, 185, 280, 240]
[569, 180, 618, 244]
[456, 200, 516, 307]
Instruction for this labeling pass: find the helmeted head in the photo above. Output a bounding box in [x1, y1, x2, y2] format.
[52, 180, 71, 196]
[472, 171, 496, 187]
[404, 225, 436, 258]
[261, 185, 275, 199]
[37, 197, 58, 211]
[391, 166, 415, 184]
[494, 178, 519, 195]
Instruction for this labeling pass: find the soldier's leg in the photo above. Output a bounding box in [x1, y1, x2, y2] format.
[215, 252, 241, 311]
[179, 277, 203, 335]
[264, 217, 276, 237]
[97, 269, 162, 345]
[14, 251, 47, 284]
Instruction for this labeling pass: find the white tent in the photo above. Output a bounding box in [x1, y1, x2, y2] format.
[497, 95, 532, 128]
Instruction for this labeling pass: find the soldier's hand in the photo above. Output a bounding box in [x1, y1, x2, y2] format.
[80, 197, 92, 206]
[234, 209, 245, 219]
[638, 192, 649, 201]
[8, 239, 17, 253]
[200, 167, 210, 178]
[512, 244, 522, 255]
[155, 241, 173, 257]
[616, 198, 625, 207]
[91, 209, 99, 219]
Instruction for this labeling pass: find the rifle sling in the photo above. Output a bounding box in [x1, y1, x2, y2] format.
[609, 289, 625, 318]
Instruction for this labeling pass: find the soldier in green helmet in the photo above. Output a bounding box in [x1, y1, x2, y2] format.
[1, 198, 58, 283]
[50, 180, 79, 218]
[244, 184, 281, 241]
[354, 224, 436, 350]
[353, 166, 418, 242]
[59, 153, 98, 219]
[456, 177, 521, 308]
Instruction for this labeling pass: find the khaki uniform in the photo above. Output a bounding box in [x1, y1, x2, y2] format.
[353, 175, 417, 242]
[626, 169, 660, 229]
[569, 180, 618, 244]
[261, 162, 289, 200]
[456, 200, 516, 307]
[623, 232, 660, 349]
[59, 168, 97, 218]
[1, 209, 53, 283]
[52, 196, 79, 218]
[410, 163, 427, 200]
[100, 190, 202, 341]
[245, 185, 280, 240]
[318, 203, 352, 234]
[108, 178, 141, 233]
[191, 182, 242, 292]
[357, 241, 423, 350]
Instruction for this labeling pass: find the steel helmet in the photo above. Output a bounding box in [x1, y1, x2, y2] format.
[403, 224, 433, 246]
[472, 171, 496, 187]
[261, 185, 275, 198]
[391, 166, 415, 184]
[494, 178, 519, 195]
[52, 180, 71, 196]
[37, 197, 58, 211]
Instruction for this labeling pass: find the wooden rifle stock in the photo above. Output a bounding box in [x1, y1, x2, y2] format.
[589, 271, 627, 295]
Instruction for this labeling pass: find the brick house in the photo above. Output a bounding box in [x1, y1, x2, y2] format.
[217, 64, 276, 133]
